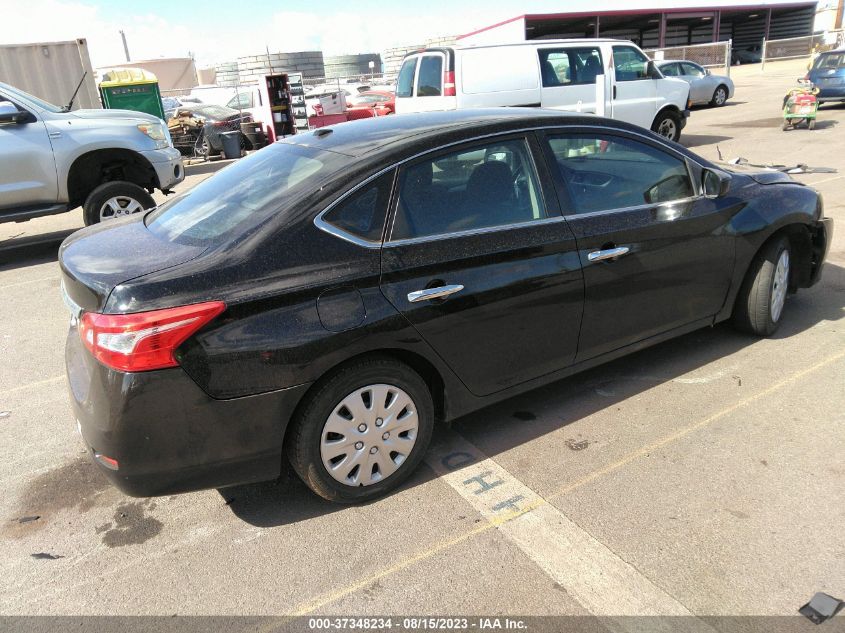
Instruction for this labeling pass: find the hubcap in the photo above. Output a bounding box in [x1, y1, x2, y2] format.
[320, 384, 419, 487]
[99, 195, 144, 221]
[657, 118, 677, 140]
[716, 89, 726, 105]
[771, 249, 790, 322]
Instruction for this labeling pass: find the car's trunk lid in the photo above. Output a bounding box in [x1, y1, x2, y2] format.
[59, 215, 206, 314]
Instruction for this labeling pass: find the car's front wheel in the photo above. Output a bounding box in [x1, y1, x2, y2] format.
[651, 110, 682, 142]
[287, 357, 434, 503]
[711, 85, 729, 107]
[732, 236, 792, 336]
[82, 181, 156, 226]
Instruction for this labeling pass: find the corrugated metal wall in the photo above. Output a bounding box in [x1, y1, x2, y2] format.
[0, 39, 99, 110]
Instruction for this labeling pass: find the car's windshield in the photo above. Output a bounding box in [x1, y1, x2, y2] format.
[145, 142, 347, 245]
[0, 82, 63, 112]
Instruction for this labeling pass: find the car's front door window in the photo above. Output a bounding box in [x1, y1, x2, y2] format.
[390, 138, 545, 241]
[547, 134, 694, 214]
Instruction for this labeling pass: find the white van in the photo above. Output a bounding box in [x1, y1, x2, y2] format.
[393, 40, 691, 141]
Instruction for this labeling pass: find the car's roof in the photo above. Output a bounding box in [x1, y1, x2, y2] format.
[284, 108, 620, 157]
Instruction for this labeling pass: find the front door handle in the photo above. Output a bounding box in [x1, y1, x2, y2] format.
[407, 284, 464, 303]
[587, 246, 629, 262]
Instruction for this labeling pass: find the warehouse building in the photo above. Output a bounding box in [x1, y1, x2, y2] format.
[458, 2, 818, 52]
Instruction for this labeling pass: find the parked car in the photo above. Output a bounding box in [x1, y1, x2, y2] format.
[347, 90, 396, 115]
[60, 109, 832, 503]
[162, 95, 204, 120]
[732, 45, 762, 65]
[394, 39, 691, 141]
[166, 103, 253, 158]
[806, 49, 845, 104]
[655, 60, 735, 107]
[0, 81, 183, 225]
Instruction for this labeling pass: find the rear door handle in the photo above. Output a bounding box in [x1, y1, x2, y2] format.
[587, 246, 629, 262]
[407, 284, 464, 303]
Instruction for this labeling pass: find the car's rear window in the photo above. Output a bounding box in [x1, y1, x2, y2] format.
[814, 52, 845, 70]
[145, 143, 346, 245]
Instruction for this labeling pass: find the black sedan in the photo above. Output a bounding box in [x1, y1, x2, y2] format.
[60, 109, 833, 503]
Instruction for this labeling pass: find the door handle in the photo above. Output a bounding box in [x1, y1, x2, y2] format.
[587, 246, 629, 262]
[407, 284, 464, 303]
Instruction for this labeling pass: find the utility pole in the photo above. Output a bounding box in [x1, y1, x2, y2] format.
[836, 0, 844, 30]
[119, 30, 130, 62]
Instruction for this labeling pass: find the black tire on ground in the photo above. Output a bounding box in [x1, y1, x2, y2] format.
[287, 357, 434, 503]
[808, 118, 816, 130]
[710, 85, 729, 107]
[731, 236, 792, 337]
[82, 180, 156, 226]
[651, 110, 682, 142]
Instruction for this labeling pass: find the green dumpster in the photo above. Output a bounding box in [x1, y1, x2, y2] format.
[99, 68, 165, 120]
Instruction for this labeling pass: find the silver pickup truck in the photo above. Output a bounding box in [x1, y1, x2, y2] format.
[0, 81, 184, 225]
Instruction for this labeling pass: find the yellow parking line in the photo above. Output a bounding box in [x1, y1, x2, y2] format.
[290, 348, 845, 615]
[2, 375, 65, 396]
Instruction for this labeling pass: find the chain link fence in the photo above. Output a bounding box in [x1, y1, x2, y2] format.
[762, 29, 845, 67]
[644, 40, 732, 74]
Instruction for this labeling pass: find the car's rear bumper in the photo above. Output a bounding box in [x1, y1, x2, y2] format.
[65, 324, 311, 497]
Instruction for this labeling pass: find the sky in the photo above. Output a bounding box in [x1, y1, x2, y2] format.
[0, 0, 820, 69]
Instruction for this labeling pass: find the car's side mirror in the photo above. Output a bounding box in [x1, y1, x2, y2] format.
[702, 168, 731, 198]
[0, 101, 28, 124]
[705, 68, 712, 76]
[646, 61, 662, 79]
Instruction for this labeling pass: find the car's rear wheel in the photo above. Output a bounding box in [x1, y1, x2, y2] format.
[82, 181, 156, 226]
[732, 236, 792, 336]
[651, 110, 681, 142]
[287, 357, 434, 503]
[711, 85, 728, 107]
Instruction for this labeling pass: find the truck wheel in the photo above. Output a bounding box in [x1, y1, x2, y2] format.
[286, 357, 434, 503]
[83, 181, 156, 226]
[651, 110, 681, 142]
[731, 236, 791, 337]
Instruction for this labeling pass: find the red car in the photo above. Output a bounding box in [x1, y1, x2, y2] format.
[347, 90, 395, 115]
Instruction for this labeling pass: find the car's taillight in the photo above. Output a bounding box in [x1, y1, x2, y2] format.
[78, 301, 226, 372]
[444, 70, 456, 97]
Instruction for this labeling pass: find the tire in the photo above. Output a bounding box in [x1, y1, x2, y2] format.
[808, 118, 816, 130]
[782, 120, 790, 131]
[82, 181, 156, 226]
[287, 357, 434, 503]
[651, 110, 682, 142]
[710, 85, 728, 107]
[731, 236, 792, 336]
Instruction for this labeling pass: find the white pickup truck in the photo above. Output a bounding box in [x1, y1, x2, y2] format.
[0, 81, 184, 226]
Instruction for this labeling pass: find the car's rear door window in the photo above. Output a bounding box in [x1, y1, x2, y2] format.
[417, 55, 443, 96]
[320, 171, 394, 243]
[546, 134, 694, 213]
[390, 138, 545, 241]
[680, 62, 705, 77]
[396, 57, 417, 98]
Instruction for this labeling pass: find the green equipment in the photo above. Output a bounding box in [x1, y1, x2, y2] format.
[99, 68, 165, 120]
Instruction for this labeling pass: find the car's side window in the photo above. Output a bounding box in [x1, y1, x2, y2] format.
[681, 62, 705, 77]
[539, 47, 604, 87]
[547, 134, 694, 214]
[391, 138, 546, 241]
[322, 170, 394, 243]
[612, 46, 650, 81]
[660, 63, 681, 77]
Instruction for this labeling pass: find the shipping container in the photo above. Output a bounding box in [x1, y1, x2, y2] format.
[0, 39, 99, 110]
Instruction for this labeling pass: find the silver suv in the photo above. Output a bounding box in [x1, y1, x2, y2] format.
[0, 81, 184, 225]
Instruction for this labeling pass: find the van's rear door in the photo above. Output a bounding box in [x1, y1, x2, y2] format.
[412, 51, 451, 112]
